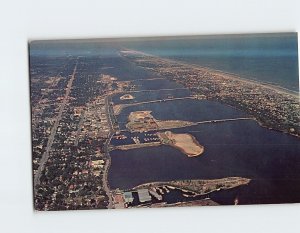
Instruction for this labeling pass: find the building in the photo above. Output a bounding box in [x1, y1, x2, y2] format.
[123, 192, 134, 203]
[137, 189, 151, 203]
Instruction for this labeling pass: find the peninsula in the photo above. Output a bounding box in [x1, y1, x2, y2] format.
[126, 110, 194, 132]
[132, 177, 251, 196]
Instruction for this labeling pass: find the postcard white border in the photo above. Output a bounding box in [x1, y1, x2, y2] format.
[0, 0, 299, 232]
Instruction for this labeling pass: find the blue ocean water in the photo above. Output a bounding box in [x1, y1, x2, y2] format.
[30, 35, 300, 205]
[123, 33, 299, 91]
[30, 33, 299, 91]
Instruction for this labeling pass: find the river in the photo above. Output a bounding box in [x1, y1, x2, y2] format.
[105, 52, 300, 205]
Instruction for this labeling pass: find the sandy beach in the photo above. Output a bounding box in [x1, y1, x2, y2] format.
[159, 131, 204, 157]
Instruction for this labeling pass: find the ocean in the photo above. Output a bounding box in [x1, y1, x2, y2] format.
[30, 33, 300, 205]
[122, 33, 299, 92]
[30, 33, 299, 91]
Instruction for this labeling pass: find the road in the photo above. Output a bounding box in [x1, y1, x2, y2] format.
[101, 94, 116, 209]
[33, 61, 78, 193]
[118, 77, 165, 82]
[74, 110, 85, 146]
[156, 117, 256, 130]
[31, 61, 70, 130]
[193, 117, 255, 125]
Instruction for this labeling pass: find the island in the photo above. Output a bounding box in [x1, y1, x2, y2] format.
[110, 111, 205, 157]
[157, 131, 204, 157]
[120, 94, 135, 100]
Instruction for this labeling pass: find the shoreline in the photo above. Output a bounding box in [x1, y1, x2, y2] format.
[121, 49, 300, 138]
[131, 177, 251, 196]
[121, 49, 299, 97]
[213, 97, 300, 139]
[165, 57, 299, 96]
[169, 134, 204, 157]
[158, 131, 204, 157]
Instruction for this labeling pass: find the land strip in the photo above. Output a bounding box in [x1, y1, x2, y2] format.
[112, 141, 161, 151]
[132, 177, 251, 196]
[102, 95, 116, 209]
[125, 110, 256, 133]
[121, 49, 300, 137]
[34, 61, 78, 190]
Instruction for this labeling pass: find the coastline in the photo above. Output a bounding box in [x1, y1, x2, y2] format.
[121, 49, 300, 138]
[164, 58, 299, 97]
[121, 49, 299, 97]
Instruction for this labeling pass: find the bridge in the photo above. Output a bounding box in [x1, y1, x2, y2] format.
[125, 87, 189, 94]
[117, 96, 196, 110]
[119, 117, 256, 132]
[193, 117, 255, 125]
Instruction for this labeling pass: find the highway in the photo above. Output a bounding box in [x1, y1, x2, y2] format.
[33, 61, 78, 193]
